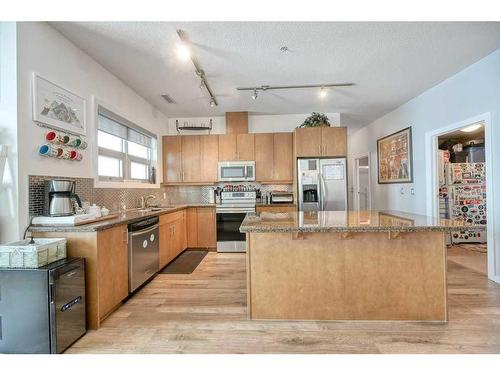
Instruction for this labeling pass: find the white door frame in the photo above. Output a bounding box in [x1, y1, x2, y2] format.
[353, 152, 372, 211]
[424, 112, 498, 283]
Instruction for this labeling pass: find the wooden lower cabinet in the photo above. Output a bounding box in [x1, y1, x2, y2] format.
[159, 210, 187, 268]
[97, 225, 129, 321]
[186, 207, 216, 249]
[33, 224, 129, 330]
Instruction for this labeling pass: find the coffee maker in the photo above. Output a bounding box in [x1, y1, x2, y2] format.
[43, 179, 82, 216]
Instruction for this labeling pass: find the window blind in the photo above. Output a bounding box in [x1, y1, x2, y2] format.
[97, 105, 156, 147]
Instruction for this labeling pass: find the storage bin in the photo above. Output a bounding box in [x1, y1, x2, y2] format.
[0, 238, 67, 268]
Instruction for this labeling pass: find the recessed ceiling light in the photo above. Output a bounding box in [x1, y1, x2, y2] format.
[319, 87, 327, 98]
[461, 123, 483, 133]
[176, 43, 191, 61]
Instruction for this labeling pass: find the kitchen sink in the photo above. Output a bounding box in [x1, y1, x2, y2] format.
[136, 206, 176, 213]
[137, 207, 165, 213]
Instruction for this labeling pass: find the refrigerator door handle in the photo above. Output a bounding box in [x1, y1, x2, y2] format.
[319, 172, 326, 210]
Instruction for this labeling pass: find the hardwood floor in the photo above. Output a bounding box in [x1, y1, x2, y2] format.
[67, 249, 500, 354]
[448, 244, 488, 275]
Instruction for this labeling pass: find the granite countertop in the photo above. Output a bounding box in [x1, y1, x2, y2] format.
[29, 204, 215, 232]
[240, 210, 485, 233]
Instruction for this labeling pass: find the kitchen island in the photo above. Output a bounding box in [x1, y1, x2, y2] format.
[240, 210, 484, 322]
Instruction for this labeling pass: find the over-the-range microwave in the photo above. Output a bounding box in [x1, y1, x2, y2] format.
[218, 161, 255, 182]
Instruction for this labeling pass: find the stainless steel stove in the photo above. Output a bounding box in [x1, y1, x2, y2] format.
[216, 188, 256, 252]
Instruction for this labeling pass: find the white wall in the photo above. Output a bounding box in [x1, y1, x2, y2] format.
[0, 22, 20, 243]
[348, 48, 500, 278]
[15, 22, 169, 237]
[165, 112, 341, 135]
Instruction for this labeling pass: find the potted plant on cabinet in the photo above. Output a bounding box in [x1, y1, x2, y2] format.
[299, 112, 330, 128]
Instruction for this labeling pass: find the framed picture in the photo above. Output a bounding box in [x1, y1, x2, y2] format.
[32, 73, 87, 136]
[377, 126, 413, 184]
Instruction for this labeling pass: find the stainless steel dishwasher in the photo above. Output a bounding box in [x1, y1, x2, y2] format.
[128, 216, 159, 293]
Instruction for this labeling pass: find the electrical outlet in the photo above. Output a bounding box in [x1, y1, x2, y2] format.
[163, 192, 167, 200]
[410, 188, 415, 195]
[400, 187, 405, 195]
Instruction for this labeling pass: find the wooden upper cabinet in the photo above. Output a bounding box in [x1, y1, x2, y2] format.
[294, 127, 347, 157]
[226, 112, 248, 134]
[294, 127, 323, 157]
[162, 136, 182, 183]
[236, 134, 255, 161]
[199, 135, 218, 183]
[181, 136, 201, 183]
[273, 133, 293, 182]
[255, 133, 274, 182]
[218, 134, 237, 161]
[322, 127, 347, 157]
[218, 133, 254, 161]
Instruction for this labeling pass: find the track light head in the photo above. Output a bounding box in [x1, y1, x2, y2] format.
[209, 98, 215, 107]
[251, 88, 258, 100]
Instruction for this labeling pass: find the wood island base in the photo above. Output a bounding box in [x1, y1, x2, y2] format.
[245, 231, 447, 321]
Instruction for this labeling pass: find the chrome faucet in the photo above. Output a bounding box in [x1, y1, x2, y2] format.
[144, 195, 156, 208]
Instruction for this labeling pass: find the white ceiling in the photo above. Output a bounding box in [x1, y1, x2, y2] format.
[50, 22, 500, 129]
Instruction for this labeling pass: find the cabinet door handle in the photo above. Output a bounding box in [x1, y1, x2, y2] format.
[319, 145, 322, 155]
[182, 172, 185, 181]
[123, 228, 128, 244]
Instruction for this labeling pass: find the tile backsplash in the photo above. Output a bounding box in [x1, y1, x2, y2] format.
[28, 175, 293, 217]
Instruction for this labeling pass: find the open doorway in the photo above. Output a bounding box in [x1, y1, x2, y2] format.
[437, 122, 487, 275]
[425, 112, 497, 283]
[353, 154, 371, 211]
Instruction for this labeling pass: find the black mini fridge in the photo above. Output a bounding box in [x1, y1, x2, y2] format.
[0, 258, 86, 353]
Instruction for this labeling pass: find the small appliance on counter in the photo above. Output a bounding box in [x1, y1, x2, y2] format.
[44, 179, 82, 216]
[0, 258, 87, 353]
[270, 191, 294, 204]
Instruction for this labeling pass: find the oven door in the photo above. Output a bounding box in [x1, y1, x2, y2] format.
[216, 212, 247, 252]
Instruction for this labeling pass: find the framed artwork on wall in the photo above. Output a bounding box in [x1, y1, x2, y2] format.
[377, 126, 413, 184]
[32, 73, 87, 136]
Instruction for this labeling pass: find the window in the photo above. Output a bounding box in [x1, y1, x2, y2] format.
[97, 106, 157, 183]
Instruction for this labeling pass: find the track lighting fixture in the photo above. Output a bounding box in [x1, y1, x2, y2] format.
[176, 29, 218, 106]
[238, 82, 354, 101]
[251, 88, 258, 100]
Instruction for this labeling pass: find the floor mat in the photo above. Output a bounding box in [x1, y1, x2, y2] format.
[160, 250, 208, 274]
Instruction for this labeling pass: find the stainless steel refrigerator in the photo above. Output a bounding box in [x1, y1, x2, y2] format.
[297, 158, 348, 211]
